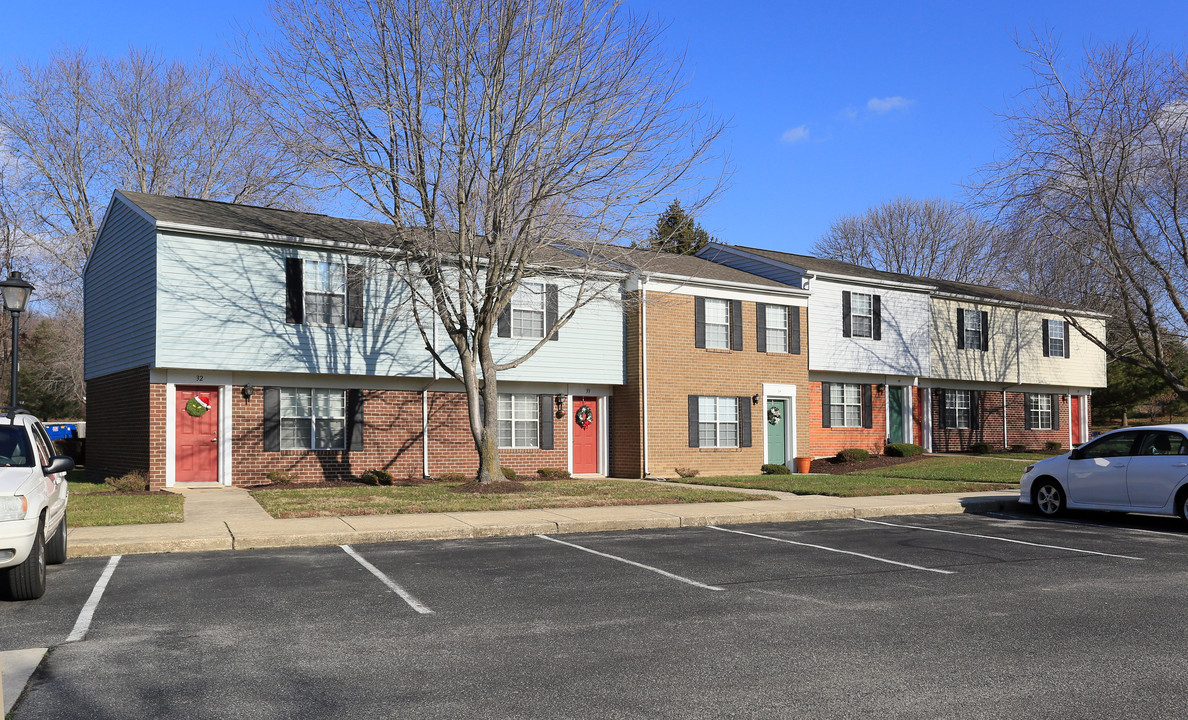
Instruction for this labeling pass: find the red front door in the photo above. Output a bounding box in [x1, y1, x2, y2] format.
[572, 397, 599, 474]
[1071, 396, 1083, 445]
[176, 386, 219, 483]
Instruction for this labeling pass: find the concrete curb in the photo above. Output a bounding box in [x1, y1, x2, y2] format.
[2, 648, 46, 715]
[68, 493, 1019, 557]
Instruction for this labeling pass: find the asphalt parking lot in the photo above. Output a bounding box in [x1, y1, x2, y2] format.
[5, 510, 1188, 719]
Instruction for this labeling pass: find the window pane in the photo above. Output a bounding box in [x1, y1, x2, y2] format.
[280, 418, 311, 449]
[499, 395, 512, 419]
[830, 407, 844, 427]
[281, 388, 311, 417]
[719, 423, 738, 447]
[767, 307, 787, 330]
[512, 309, 544, 338]
[705, 324, 729, 349]
[852, 293, 872, 316]
[845, 406, 860, 427]
[705, 299, 729, 324]
[699, 396, 717, 421]
[844, 384, 860, 405]
[767, 328, 787, 352]
[514, 395, 538, 420]
[498, 420, 513, 448]
[314, 389, 345, 418]
[830, 385, 844, 404]
[699, 423, 717, 447]
[717, 397, 737, 422]
[852, 316, 872, 338]
[515, 283, 544, 310]
[514, 420, 538, 448]
[315, 418, 345, 449]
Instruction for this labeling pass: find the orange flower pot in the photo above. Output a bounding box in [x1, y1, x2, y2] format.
[794, 456, 812, 474]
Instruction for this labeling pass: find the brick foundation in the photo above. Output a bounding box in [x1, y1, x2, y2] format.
[929, 389, 1075, 452]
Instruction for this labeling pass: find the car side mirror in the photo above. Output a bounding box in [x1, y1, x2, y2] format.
[1068, 448, 1083, 461]
[44, 455, 75, 475]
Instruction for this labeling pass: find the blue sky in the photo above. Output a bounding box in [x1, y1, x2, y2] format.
[2, 0, 1186, 254]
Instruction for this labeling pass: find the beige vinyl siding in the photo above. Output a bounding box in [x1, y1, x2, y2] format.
[929, 298, 1019, 383]
[1019, 313, 1107, 387]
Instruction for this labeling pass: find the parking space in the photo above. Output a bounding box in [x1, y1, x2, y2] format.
[6, 511, 1188, 718]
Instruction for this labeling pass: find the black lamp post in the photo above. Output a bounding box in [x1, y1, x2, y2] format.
[0, 271, 34, 416]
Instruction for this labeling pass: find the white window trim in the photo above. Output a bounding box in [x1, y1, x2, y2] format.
[1028, 394, 1053, 431]
[304, 259, 346, 326]
[499, 393, 540, 449]
[1048, 320, 1065, 358]
[945, 389, 971, 429]
[765, 305, 789, 353]
[963, 309, 983, 351]
[511, 283, 546, 339]
[704, 298, 731, 350]
[829, 383, 863, 428]
[280, 388, 348, 450]
[851, 292, 874, 339]
[698, 396, 740, 448]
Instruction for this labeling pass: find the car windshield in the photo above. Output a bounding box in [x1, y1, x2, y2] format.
[0, 426, 34, 467]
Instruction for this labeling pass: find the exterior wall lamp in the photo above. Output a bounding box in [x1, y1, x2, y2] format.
[242, 386, 256, 400]
[0, 271, 34, 417]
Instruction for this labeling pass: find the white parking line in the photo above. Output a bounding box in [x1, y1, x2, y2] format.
[987, 511, 1188, 538]
[856, 518, 1143, 560]
[340, 545, 434, 614]
[536, 534, 725, 591]
[708, 525, 955, 575]
[65, 555, 121, 643]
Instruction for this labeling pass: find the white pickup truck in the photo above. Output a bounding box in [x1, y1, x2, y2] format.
[0, 411, 73, 601]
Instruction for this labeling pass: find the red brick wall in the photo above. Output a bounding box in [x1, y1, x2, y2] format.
[929, 388, 1006, 452]
[1002, 391, 1071, 450]
[807, 381, 888, 457]
[610, 291, 644, 478]
[424, 391, 569, 477]
[86, 366, 152, 484]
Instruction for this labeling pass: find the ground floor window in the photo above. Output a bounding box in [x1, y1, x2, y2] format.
[1027, 394, 1053, 430]
[498, 394, 540, 448]
[698, 396, 739, 448]
[829, 383, 862, 427]
[281, 388, 346, 449]
[944, 390, 971, 429]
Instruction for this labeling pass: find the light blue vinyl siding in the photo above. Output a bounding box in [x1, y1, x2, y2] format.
[154, 232, 625, 384]
[84, 198, 157, 379]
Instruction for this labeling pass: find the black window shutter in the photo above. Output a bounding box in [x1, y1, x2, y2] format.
[731, 300, 743, 351]
[546, 285, 559, 341]
[938, 390, 949, 428]
[497, 304, 511, 338]
[790, 307, 801, 354]
[872, 295, 882, 341]
[346, 264, 365, 328]
[738, 397, 752, 447]
[539, 395, 554, 449]
[263, 387, 281, 451]
[980, 311, 990, 351]
[956, 310, 965, 350]
[842, 291, 852, 337]
[1064, 321, 1071, 358]
[347, 389, 365, 451]
[1024, 394, 1033, 430]
[1051, 394, 1060, 430]
[970, 391, 980, 429]
[821, 382, 832, 428]
[688, 395, 700, 447]
[1042, 319, 1050, 357]
[862, 384, 873, 429]
[694, 297, 706, 348]
[756, 303, 767, 353]
[285, 258, 304, 324]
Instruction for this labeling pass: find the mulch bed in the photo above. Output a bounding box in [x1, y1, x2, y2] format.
[249, 476, 541, 492]
[807, 455, 924, 475]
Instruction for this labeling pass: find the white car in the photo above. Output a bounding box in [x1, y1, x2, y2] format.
[1020, 424, 1188, 521]
[0, 411, 73, 600]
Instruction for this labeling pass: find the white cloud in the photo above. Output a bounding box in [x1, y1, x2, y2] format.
[866, 96, 913, 114]
[780, 125, 810, 144]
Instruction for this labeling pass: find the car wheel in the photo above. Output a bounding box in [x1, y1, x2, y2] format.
[1033, 479, 1066, 517]
[46, 513, 67, 565]
[1177, 488, 1188, 524]
[3, 519, 46, 600]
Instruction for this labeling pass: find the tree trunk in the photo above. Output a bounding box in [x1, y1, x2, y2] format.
[472, 345, 504, 484]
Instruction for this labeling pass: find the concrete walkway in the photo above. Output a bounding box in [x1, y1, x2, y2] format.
[68, 484, 1021, 557]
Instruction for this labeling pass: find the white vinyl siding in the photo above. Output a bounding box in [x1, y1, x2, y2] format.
[765, 306, 788, 353]
[304, 260, 346, 326]
[1028, 394, 1053, 430]
[280, 388, 346, 450]
[851, 292, 874, 339]
[498, 394, 539, 448]
[829, 383, 862, 428]
[704, 298, 730, 349]
[698, 396, 739, 448]
[945, 390, 971, 429]
[809, 280, 930, 376]
[511, 283, 545, 338]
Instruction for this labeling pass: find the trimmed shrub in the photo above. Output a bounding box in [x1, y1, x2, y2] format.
[883, 443, 924, 458]
[500, 466, 518, 481]
[674, 467, 700, 478]
[359, 469, 394, 486]
[265, 470, 295, 486]
[106, 470, 148, 493]
[1044, 441, 1063, 452]
[1010, 444, 1028, 453]
[761, 463, 792, 475]
[836, 448, 870, 463]
[437, 472, 468, 483]
[537, 467, 571, 479]
[970, 443, 994, 454]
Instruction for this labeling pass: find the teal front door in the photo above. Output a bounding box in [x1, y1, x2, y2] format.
[888, 387, 905, 444]
[766, 399, 786, 466]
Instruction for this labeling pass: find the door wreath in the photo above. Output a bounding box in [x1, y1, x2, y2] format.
[575, 405, 594, 429]
[186, 395, 212, 417]
[767, 405, 782, 425]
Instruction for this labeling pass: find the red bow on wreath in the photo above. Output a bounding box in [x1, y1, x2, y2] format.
[575, 405, 593, 429]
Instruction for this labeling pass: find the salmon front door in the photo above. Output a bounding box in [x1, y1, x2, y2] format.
[1071, 395, 1083, 445]
[572, 397, 599, 474]
[176, 386, 219, 483]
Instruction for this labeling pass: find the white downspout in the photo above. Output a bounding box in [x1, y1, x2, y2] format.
[1002, 389, 1008, 449]
[422, 389, 430, 477]
[1068, 390, 1074, 448]
[641, 276, 650, 477]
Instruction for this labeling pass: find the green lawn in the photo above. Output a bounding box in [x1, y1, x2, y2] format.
[679, 456, 1023, 497]
[67, 469, 185, 527]
[251, 479, 769, 519]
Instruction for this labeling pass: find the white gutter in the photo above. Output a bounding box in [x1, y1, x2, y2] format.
[422, 390, 430, 477]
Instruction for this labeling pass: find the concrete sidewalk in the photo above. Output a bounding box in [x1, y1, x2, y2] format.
[68, 484, 1021, 557]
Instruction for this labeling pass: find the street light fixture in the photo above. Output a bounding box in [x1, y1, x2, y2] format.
[0, 271, 34, 417]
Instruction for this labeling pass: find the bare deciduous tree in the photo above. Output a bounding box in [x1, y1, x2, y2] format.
[249, 0, 724, 482]
[812, 196, 1008, 285]
[981, 34, 1188, 401]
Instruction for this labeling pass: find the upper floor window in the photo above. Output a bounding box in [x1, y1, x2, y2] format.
[698, 396, 739, 447]
[704, 298, 731, 349]
[958, 309, 987, 351]
[944, 390, 971, 429]
[281, 388, 346, 450]
[498, 394, 540, 448]
[963, 310, 982, 350]
[765, 305, 788, 353]
[511, 283, 545, 338]
[1043, 319, 1070, 358]
[305, 260, 346, 326]
[1027, 394, 1053, 430]
[851, 293, 874, 338]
